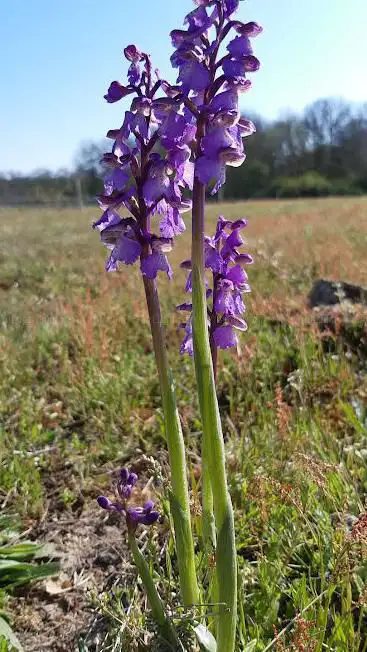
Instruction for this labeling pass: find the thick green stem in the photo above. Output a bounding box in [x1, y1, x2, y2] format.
[196, 357, 216, 555]
[202, 434, 216, 552]
[202, 435, 217, 635]
[191, 174, 237, 652]
[128, 532, 180, 650]
[143, 277, 199, 607]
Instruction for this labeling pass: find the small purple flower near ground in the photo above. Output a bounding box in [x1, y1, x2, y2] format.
[97, 468, 161, 531]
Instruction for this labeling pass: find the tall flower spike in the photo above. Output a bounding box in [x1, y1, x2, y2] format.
[168, 3, 261, 194]
[93, 33, 200, 607]
[94, 43, 196, 279]
[168, 6, 262, 650]
[179, 216, 252, 354]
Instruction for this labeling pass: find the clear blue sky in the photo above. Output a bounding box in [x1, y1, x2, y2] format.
[1, 0, 366, 174]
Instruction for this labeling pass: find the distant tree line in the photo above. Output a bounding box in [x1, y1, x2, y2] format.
[1, 98, 366, 205]
[225, 97, 367, 199]
[0, 141, 106, 207]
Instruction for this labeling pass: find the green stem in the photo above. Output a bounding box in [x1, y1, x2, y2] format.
[196, 357, 216, 555]
[143, 277, 199, 607]
[191, 171, 237, 652]
[202, 441, 218, 636]
[128, 531, 180, 650]
[201, 432, 217, 633]
[202, 434, 216, 552]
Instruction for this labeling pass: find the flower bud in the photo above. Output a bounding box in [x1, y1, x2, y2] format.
[234, 21, 263, 37]
[104, 81, 132, 104]
[243, 55, 260, 72]
[124, 44, 143, 62]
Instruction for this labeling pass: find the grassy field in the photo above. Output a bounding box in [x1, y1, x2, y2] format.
[1, 197, 367, 651]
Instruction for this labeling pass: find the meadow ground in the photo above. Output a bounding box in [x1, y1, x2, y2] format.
[1, 197, 367, 651]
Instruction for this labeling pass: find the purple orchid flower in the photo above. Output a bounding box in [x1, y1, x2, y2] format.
[179, 317, 194, 356]
[179, 216, 252, 354]
[166, 6, 261, 194]
[95, 214, 173, 279]
[127, 63, 141, 86]
[159, 204, 187, 239]
[95, 41, 205, 280]
[195, 125, 246, 193]
[104, 81, 134, 104]
[124, 44, 143, 63]
[97, 467, 161, 530]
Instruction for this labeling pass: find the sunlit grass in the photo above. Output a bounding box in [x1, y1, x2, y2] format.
[0, 198, 367, 650]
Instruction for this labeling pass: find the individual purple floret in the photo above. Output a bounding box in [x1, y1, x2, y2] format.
[93, 213, 173, 278]
[97, 467, 161, 531]
[179, 216, 253, 354]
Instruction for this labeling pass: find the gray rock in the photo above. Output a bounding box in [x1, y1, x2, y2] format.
[309, 279, 367, 308]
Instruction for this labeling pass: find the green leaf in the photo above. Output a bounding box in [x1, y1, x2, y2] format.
[0, 543, 42, 561]
[0, 615, 24, 651]
[0, 541, 58, 562]
[0, 560, 59, 589]
[193, 624, 217, 652]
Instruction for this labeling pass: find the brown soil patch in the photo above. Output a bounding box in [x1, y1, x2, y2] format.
[10, 502, 128, 652]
